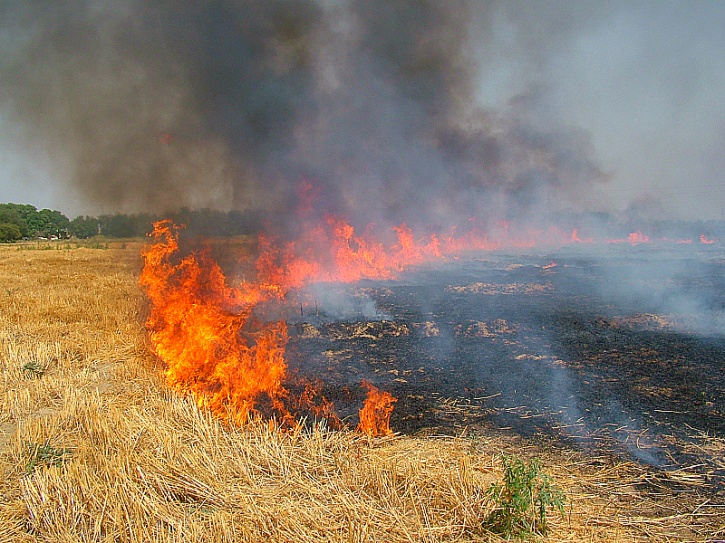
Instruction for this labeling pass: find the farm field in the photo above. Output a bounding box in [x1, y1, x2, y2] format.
[0, 240, 723, 542]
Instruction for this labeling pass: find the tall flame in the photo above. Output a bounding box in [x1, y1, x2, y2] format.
[139, 220, 291, 424]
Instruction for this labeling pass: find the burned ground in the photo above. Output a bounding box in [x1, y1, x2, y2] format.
[283, 248, 725, 492]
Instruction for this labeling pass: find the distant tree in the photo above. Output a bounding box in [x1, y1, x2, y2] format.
[17, 204, 43, 235]
[0, 222, 22, 242]
[69, 216, 99, 239]
[168, 208, 262, 237]
[97, 213, 154, 237]
[130, 213, 156, 236]
[34, 208, 70, 238]
[4, 203, 38, 224]
[98, 214, 134, 238]
[0, 205, 29, 237]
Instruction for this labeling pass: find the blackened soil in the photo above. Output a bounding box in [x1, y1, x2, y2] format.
[283, 248, 725, 488]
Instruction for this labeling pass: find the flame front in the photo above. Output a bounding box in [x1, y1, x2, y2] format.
[357, 381, 397, 437]
[139, 220, 290, 424]
[139, 218, 402, 430]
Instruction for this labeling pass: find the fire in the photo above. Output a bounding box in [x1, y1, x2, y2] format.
[357, 381, 397, 437]
[700, 234, 715, 245]
[605, 231, 651, 245]
[139, 219, 397, 431]
[628, 231, 650, 245]
[139, 206, 720, 432]
[570, 228, 594, 243]
[139, 220, 291, 425]
[255, 216, 449, 287]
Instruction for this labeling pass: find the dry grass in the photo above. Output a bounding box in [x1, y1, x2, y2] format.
[0, 240, 722, 542]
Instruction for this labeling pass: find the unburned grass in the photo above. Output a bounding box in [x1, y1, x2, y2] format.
[0, 241, 722, 542]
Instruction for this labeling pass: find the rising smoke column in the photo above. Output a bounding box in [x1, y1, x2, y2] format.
[0, 0, 608, 231]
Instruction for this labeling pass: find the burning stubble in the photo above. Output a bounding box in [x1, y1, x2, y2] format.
[139, 219, 406, 433]
[6, 0, 723, 460]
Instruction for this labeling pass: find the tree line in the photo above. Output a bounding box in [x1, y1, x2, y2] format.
[0, 203, 262, 242]
[2, 201, 723, 244]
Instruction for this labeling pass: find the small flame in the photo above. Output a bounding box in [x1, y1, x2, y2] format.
[605, 231, 651, 245]
[700, 234, 715, 245]
[570, 228, 594, 243]
[628, 231, 650, 245]
[357, 381, 397, 437]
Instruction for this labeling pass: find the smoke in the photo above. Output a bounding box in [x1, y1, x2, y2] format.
[592, 249, 725, 338]
[0, 0, 610, 229]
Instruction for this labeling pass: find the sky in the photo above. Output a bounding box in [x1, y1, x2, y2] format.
[0, 0, 724, 224]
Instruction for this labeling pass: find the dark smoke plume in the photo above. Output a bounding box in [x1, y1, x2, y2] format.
[0, 0, 608, 230]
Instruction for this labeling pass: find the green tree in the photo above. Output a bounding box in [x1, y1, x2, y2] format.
[0, 205, 29, 237]
[34, 209, 70, 238]
[98, 214, 136, 237]
[69, 216, 99, 239]
[0, 222, 22, 242]
[97, 213, 155, 237]
[12, 204, 42, 235]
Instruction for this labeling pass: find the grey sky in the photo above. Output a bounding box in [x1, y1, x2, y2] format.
[0, 1, 723, 222]
[471, 1, 725, 220]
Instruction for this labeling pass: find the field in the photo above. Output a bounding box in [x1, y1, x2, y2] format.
[0, 240, 723, 542]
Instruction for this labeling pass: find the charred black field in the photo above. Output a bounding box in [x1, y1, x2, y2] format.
[283, 245, 725, 489]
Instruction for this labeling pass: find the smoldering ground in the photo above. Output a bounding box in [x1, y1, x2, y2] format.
[283, 251, 724, 472]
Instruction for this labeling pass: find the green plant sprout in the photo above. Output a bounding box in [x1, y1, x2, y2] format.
[484, 454, 565, 538]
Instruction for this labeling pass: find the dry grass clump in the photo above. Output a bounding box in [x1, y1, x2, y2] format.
[0, 240, 722, 542]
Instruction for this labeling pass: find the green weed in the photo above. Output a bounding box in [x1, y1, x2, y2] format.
[21, 361, 46, 378]
[484, 454, 565, 538]
[25, 441, 72, 473]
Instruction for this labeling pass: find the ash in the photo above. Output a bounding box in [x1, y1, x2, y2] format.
[286, 246, 725, 488]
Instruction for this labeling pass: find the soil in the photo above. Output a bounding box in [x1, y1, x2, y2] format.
[282, 245, 725, 491]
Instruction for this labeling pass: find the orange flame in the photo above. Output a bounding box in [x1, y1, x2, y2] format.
[140, 204, 715, 431]
[605, 231, 651, 245]
[628, 231, 650, 245]
[357, 381, 397, 437]
[139, 219, 397, 431]
[139, 220, 291, 425]
[570, 228, 594, 243]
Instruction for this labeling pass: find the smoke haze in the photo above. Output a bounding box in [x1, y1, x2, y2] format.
[1, 1, 724, 224]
